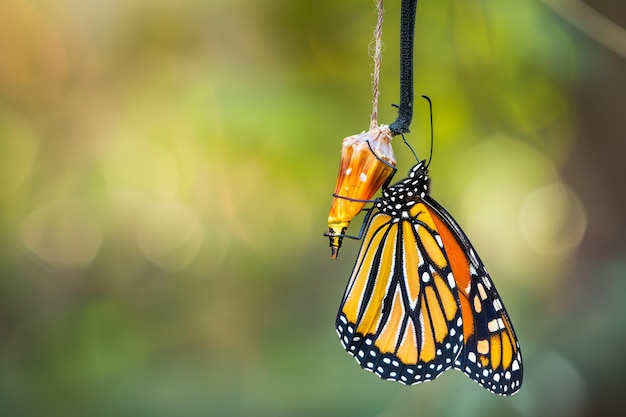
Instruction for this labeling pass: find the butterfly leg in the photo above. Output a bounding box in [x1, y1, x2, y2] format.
[365, 139, 397, 190]
[324, 198, 376, 242]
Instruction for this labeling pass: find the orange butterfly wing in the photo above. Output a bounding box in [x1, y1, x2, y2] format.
[426, 197, 523, 394]
[336, 162, 522, 395]
[337, 203, 465, 384]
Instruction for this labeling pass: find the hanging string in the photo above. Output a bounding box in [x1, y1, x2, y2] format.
[370, 0, 384, 130]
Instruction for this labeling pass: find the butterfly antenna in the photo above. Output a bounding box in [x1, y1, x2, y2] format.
[422, 94, 434, 168]
[400, 133, 419, 162]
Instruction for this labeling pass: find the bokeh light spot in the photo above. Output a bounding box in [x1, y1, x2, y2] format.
[136, 200, 204, 272]
[519, 182, 586, 259]
[102, 137, 180, 202]
[456, 136, 559, 279]
[20, 199, 103, 268]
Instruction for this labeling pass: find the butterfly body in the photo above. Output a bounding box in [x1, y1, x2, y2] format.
[336, 161, 523, 395]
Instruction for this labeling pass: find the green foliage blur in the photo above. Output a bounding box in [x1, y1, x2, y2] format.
[1, 0, 625, 416]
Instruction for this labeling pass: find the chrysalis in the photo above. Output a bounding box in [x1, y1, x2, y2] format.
[326, 124, 395, 259]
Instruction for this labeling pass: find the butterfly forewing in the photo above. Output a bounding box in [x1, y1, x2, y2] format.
[341, 214, 395, 335]
[336, 202, 465, 385]
[336, 161, 523, 395]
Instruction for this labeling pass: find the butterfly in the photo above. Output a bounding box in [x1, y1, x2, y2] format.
[335, 160, 523, 395]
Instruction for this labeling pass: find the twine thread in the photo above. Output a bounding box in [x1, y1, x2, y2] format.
[370, 0, 384, 130]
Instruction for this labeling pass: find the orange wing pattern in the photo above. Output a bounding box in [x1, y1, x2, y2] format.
[336, 161, 522, 395]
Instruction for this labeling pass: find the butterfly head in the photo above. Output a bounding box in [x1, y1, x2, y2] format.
[377, 161, 430, 215]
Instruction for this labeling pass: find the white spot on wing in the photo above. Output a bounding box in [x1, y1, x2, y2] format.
[447, 273, 455, 289]
[482, 276, 493, 290]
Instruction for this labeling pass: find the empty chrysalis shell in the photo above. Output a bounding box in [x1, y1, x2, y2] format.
[327, 124, 395, 259]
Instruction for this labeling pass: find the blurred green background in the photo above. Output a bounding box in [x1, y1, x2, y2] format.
[1, 0, 625, 416]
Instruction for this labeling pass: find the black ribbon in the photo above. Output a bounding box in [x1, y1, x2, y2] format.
[389, 0, 417, 136]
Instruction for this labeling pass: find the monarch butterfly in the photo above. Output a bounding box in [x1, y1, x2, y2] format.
[335, 160, 523, 395]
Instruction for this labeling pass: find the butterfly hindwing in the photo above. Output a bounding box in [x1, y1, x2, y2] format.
[425, 196, 523, 395]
